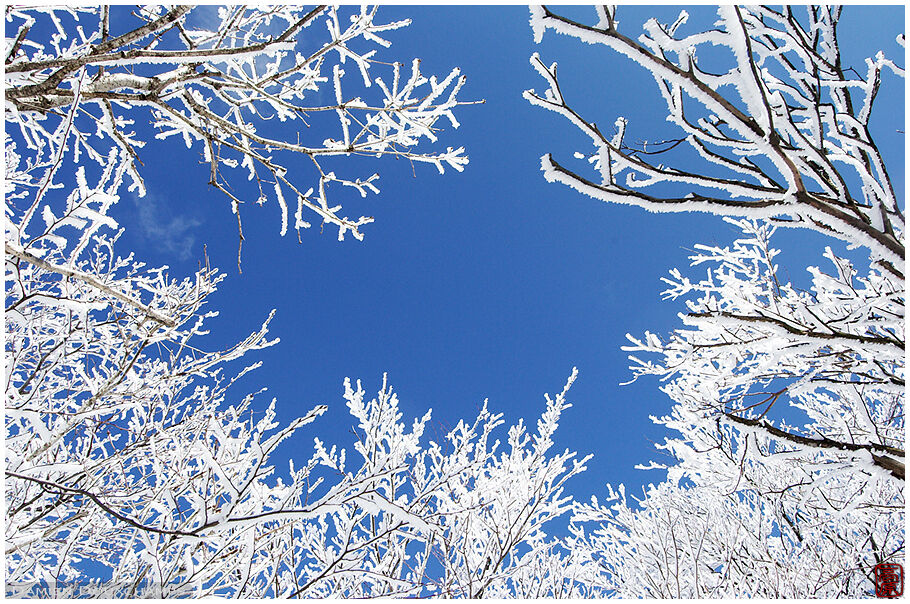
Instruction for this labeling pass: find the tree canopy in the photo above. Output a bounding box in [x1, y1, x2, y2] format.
[5, 4, 904, 598]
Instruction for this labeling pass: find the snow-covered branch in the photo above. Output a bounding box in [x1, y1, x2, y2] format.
[6, 5, 474, 262]
[526, 5, 904, 274]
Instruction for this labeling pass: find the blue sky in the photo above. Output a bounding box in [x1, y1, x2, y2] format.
[110, 5, 905, 501]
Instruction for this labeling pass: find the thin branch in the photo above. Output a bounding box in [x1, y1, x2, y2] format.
[5, 243, 176, 327]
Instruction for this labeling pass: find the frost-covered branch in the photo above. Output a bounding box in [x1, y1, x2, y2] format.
[526, 5, 904, 275]
[6, 5, 474, 263]
[721, 413, 904, 480]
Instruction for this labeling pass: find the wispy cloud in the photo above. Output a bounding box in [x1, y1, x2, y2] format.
[131, 193, 202, 262]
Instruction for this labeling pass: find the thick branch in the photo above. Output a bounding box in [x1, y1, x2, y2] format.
[686, 310, 905, 351]
[8, 6, 191, 100]
[7, 40, 291, 80]
[723, 413, 904, 480]
[544, 156, 904, 275]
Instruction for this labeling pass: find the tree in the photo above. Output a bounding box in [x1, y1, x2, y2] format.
[5, 5, 588, 597]
[6, 5, 471, 268]
[559, 220, 903, 597]
[527, 5, 904, 596]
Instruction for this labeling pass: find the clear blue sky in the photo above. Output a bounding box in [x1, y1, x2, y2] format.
[111, 5, 905, 500]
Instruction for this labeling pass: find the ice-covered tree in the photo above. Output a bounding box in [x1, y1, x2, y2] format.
[5, 205, 586, 596]
[5, 129, 587, 596]
[6, 5, 471, 268]
[527, 5, 904, 596]
[560, 220, 904, 597]
[5, 5, 591, 597]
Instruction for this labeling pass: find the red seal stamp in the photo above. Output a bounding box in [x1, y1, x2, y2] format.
[874, 563, 904, 598]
